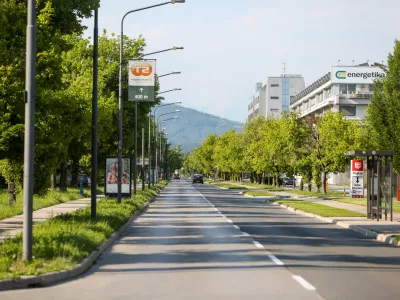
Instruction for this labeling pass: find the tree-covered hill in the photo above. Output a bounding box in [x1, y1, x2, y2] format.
[155, 105, 243, 153]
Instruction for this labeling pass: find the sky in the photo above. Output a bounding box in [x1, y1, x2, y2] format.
[82, 0, 400, 123]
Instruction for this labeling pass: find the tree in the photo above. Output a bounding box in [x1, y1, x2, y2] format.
[366, 40, 400, 172]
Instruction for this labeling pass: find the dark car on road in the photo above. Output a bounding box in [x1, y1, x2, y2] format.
[174, 173, 180, 179]
[282, 177, 294, 186]
[192, 174, 204, 184]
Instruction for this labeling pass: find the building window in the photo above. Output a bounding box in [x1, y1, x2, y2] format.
[340, 84, 348, 95]
[271, 84, 279, 87]
[340, 106, 356, 116]
[270, 96, 279, 100]
[348, 84, 356, 94]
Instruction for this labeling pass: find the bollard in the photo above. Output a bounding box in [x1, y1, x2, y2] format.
[79, 182, 84, 196]
[8, 182, 16, 206]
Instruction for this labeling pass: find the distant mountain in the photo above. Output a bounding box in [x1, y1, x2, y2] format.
[155, 105, 243, 153]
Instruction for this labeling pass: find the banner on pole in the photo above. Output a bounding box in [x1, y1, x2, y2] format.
[128, 60, 156, 102]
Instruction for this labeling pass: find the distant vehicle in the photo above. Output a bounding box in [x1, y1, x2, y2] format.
[282, 177, 294, 186]
[174, 173, 180, 179]
[192, 174, 204, 184]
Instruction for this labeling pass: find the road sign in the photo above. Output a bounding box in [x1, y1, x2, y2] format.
[351, 160, 364, 198]
[136, 158, 149, 165]
[128, 60, 156, 102]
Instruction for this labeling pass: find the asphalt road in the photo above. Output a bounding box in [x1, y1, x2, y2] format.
[1, 180, 399, 299]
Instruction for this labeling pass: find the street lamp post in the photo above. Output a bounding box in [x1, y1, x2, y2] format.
[23, 0, 37, 262]
[158, 88, 182, 95]
[156, 116, 179, 182]
[117, 0, 185, 203]
[151, 102, 181, 185]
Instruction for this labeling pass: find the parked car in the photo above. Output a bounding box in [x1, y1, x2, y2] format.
[174, 173, 180, 179]
[282, 177, 294, 186]
[192, 174, 204, 184]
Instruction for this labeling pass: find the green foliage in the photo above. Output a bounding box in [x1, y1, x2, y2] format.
[275, 200, 366, 217]
[244, 190, 274, 197]
[0, 182, 167, 280]
[366, 40, 400, 172]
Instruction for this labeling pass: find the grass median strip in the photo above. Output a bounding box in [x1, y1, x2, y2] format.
[0, 181, 167, 280]
[244, 190, 274, 197]
[275, 200, 366, 217]
[333, 197, 400, 213]
[215, 183, 248, 190]
[0, 189, 100, 221]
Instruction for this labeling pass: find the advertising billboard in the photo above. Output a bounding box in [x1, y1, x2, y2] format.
[105, 157, 131, 196]
[351, 160, 364, 198]
[331, 66, 385, 84]
[128, 59, 156, 102]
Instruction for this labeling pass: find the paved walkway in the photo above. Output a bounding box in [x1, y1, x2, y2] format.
[218, 181, 400, 235]
[0, 197, 100, 241]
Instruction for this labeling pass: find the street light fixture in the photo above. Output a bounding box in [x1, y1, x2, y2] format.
[158, 88, 182, 95]
[158, 71, 181, 78]
[117, 0, 185, 202]
[139, 47, 184, 59]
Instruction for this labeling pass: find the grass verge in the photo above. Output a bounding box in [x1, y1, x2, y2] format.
[244, 190, 274, 197]
[0, 188, 102, 221]
[279, 189, 343, 198]
[0, 181, 167, 280]
[215, 183, 248, 190]
[275, 200, 366, 217]
[333, 197, 400, 213]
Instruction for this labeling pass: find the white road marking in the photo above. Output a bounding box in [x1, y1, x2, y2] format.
[253, 241, 264, 249]
[241, 232, 250, 236]
[292, 275, 316, 291]
[213, 207, 218, 211]
[226, 219, 233, 223]
[218, 211, 222, 214]
[268, 254, 284, 265]
[233, 225, 240, 230]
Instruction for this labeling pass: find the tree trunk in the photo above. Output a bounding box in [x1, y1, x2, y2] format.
[60, 161, 68, 192]
[300, 178, 304, 191]
[50, 173, 55, 191]
[8, 182, 16, 206]
[70, 160, 79, 188]
[322, 168, 327, 194]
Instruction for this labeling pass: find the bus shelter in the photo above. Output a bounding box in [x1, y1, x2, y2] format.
[345, 150, 395, 222]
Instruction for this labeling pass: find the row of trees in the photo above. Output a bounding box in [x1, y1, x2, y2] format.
[185, 41, 400, 194]
[0, 0, 168, 193]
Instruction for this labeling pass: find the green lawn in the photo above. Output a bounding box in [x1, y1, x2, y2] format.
[244, 190, 274, 197]
[282, 189, 343, 198]
[0, 181, 167, 280]
[215, 183, 248, 190]
[0, 188, 99, 221]
[334, 197, 400, 213]
[275, 200, 366, 217]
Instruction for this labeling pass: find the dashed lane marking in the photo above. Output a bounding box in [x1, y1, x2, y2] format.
[292, 275, 316, 291]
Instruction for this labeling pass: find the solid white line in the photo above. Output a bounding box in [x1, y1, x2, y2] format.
[213, 207, 218, 211]
[241, 232, 250, 236]
[233, 225, 240, 230]
[253, 241, 264, 249]
[268, 254, 284, 265]
[226, 219, 233, 223]
[292, 275, 316, 291]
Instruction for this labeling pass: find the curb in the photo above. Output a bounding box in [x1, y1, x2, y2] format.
[0, 186, 165, 291]
[276, 203, 400, 247]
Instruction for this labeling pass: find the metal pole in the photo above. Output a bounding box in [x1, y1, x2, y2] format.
[142, 127, 145, 190]
[134, 101, 138, 194]
[117, 19, 124, 203]
[23, 0, 36, 261]
[155, 122, 158, 183]
[148, 112, 151, 188]
[91, 8, 98, 219]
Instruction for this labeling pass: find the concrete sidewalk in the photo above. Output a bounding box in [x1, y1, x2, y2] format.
[0, 198, 100, 241]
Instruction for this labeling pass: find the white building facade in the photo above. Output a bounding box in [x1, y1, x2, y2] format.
[248, 75, 305, 120]
[290, 64, 385, 120]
